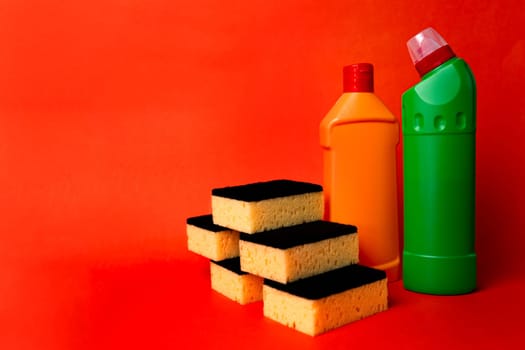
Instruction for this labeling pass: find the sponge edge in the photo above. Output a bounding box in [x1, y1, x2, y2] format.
[210, 258, 263, 305]
[263, 264, 388, 336]
[187, 214, 239, 261]
[211, 180, 323, 234]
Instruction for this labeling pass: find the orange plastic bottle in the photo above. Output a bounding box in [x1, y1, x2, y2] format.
[320, 63, 400, 281]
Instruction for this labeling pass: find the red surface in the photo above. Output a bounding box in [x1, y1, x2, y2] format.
[1, 1, 524, 349]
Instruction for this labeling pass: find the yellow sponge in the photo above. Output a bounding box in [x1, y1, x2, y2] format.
[263, 264, 388, 336]
[211, 179, 323, 233]
[210, 258, 263, 305]
[239, 220, 358, 283]
[187, 214, 239, 261]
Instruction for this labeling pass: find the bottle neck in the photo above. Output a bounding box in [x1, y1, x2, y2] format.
[415, 45, 456, 77]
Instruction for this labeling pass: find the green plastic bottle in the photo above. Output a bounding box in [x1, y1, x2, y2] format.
[402, 27, 476, 295]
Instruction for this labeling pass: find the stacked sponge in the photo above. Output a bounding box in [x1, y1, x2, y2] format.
[186, 214, 262, 305]
[187, 179, 388, 336]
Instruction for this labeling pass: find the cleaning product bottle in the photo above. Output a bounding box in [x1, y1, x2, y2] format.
[402, 27, 476, 294]
[320, 63, 400, 282]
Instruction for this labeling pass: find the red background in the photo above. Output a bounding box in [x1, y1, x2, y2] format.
[1, 1, 524, 349]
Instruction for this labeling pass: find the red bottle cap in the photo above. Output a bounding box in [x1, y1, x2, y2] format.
[343, 63, 374, 92]
[407, 27, 456, 77]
